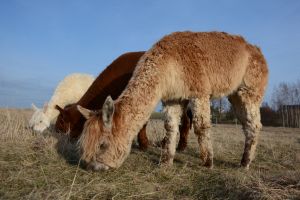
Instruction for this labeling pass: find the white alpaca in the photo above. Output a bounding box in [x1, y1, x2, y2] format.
[29, 73, 94, 132]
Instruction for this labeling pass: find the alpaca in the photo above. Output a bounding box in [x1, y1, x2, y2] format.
[29, 73, 94, 132]
[54, 51, 192, 150]
[77, 31, 268, 171]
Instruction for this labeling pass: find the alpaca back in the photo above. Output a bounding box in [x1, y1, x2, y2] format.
[133, 32, 262, 101]
[77, 52, 146, 108]
[46, 73, 95, 121]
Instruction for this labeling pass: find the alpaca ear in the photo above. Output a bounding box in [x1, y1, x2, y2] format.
[102, 96, 114, 128]
[43, 102, 48, 113]
[55, 105, 64, 113]
[77, 105, 94, 119]
[31, 103, 39, 111]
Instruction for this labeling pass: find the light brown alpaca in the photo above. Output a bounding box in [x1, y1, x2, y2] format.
[77, 31, 268, 171]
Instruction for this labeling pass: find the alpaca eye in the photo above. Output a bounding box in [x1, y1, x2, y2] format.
[100, 142, 108, 150]
[40, 120, 42, 123]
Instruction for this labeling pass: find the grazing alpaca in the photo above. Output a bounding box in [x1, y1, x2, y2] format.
[29, 73, 94, 132]
[77, 31, 268, 171]
[55, 51, 192, 150]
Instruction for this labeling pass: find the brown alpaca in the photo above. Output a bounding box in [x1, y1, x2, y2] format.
[77, 31, 268, 171]
[55, 51, 191, 150]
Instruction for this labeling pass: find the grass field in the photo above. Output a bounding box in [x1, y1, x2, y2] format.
[0, 108, 299, 199]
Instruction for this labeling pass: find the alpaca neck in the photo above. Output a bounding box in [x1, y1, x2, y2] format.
[116, 91, 161, 141]
[77, 52, 144, 108]
[114, 68, 164, 141]
[78, 73, 133, 109]
[46, 101, 59, 123]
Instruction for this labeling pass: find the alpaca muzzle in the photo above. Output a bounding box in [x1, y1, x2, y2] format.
[83, 160, 110, 171]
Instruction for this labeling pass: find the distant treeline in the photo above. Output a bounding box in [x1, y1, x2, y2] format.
[151, 103, 300, 128]
[150, 80, 300, 128]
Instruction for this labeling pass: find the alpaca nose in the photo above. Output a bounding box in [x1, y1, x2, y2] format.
[25, 124, 32, 130]
[33, 126, 44, 133]
[85, 161, 110, 171]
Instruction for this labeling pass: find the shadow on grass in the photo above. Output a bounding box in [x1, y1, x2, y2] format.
[213, 158, 240, 169]
[188, 172, 258, 200]
[131, 145, 162, 165]
[46, 127, 81, 166]
[178, 146, 243, 168]
[132, 143, 242, 170]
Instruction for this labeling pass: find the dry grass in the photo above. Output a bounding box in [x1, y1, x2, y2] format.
[0, 108, 299, 200]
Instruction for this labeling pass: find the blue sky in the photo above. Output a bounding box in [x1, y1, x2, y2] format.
[0, 0, 299, 108]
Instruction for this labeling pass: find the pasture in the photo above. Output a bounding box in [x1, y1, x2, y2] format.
[0, 108, 299, 199]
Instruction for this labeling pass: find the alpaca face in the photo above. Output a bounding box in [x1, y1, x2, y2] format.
[55, 104, 83, 137]
[29, 104, 50, 132]
[55, 112, 70, 133]
[78, 115, 113, 171]
[77, 97, 129, 171]
[55, 105, 71, 133]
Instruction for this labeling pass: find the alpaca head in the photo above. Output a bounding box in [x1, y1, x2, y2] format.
[55, 104, 84, 138]
[29, 103, 50, 132]
[77, 96, 131, 171]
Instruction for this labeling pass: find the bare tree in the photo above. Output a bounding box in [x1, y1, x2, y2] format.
[211, 98, 229, 124]
[271, 80, 300, 127]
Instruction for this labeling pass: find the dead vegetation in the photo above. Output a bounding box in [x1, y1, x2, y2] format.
[0, 108, 299, 199]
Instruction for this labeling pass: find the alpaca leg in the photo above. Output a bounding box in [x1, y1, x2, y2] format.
[190, 97, 213, 168]
[177, 110, 191, 151]
[161, 101, 183, 166]
[137, 123, 148, 151]
[228, 91, 262, 169]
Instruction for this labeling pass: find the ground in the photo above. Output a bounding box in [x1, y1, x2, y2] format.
[0, 109, 299, 200]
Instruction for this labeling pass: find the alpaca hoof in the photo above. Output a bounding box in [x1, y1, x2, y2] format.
[240, 159, 250, 170]
[160, 155, 174, 167]
[202, 158, 213, 169]
[138, 141, 149, 151]
[204, 163, 213, 169]
[138, 144, 148, 151]
[240, 163, 250, 170]
[176, 143, 187, 151]
[159, 160, 173, 168]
